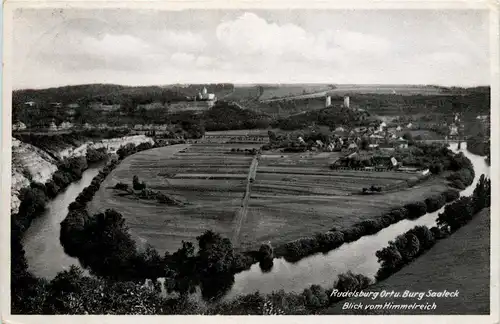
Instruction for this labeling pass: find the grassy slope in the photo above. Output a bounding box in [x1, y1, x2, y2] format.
[324, 207, 490, 315]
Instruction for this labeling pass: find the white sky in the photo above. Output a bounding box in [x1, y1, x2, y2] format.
[12, 9, 490, 89]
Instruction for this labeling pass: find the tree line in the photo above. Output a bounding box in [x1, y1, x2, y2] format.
[375, 174, 490, 281]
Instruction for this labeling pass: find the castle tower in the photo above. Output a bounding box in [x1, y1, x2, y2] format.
[202, 87, 208, 96]
[325, 95, 331, 107]
[343, 95, 350, 109]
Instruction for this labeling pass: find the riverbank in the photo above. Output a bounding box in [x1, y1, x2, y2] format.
[324, 207, 490, 315]
[11, 134, 154, 214]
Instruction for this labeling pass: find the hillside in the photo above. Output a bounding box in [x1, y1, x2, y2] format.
[202, 101, 273, 131]
[274, 106, 377, 130]
[324, 207, 491, 315]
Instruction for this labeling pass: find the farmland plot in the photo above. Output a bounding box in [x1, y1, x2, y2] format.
[89, 140, 449, 255]
[89, 143, 255, 253]
[238, 178, 449, 250]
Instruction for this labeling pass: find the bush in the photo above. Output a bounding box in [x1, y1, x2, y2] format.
[424, 194, 446, 213]
[429, 163, 444, 174]
[86, 147, 108, 163]
[258, 243, 274, 263]
[133, 175, 147, 191]
[406, 225, 436, 250]
[437, 196, 474, 232]
[443, 189, 460, 202]
[341, 226, 365, 243]
[404, 201, 427, 219]
[447, 168, 474, 187]
[114, 182, 129, 191]
[314, 231, 344, 252]
[450, 179, 466, 190]
[356, 219, 384, 235]
[302, 285, 329, 310]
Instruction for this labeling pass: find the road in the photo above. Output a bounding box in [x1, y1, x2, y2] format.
[231, 155, 259, 247]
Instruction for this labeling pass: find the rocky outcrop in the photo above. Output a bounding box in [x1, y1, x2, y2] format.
[11, 139, 59, 213]
[54, 135, 154, 160]
[11, 135, 154, 214]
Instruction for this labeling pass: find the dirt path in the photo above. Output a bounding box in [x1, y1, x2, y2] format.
[231, 155, 259, 247]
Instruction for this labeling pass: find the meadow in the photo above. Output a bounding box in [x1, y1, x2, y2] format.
[90, 139, 450, 255]
[236, 152, 448, 250]
[88, 143, 261, 253]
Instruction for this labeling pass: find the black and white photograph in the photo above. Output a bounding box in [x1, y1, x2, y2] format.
[2, 0, 498, 321]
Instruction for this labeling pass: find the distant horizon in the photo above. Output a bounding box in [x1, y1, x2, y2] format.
[12, 9, 490, 89]
[12, 82, 491, 92]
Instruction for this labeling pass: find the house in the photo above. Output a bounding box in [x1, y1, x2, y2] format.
[406, 122, 413, 129]
[396, 125, 402, 131]
[335, 126, 345, 132]
[395, 138, 409, 149]
[315, 140, 324, 148]
[368, 143, 379, 149]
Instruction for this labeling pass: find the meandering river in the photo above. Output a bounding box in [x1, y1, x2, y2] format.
[21, 144, 489, 299]
[225, 143, 489, 298]
[22, 164, 104, 279]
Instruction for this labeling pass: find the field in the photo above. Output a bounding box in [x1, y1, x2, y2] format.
[324, 207, 491, 315]
[89, 139, 450, 254]
[88, 143, 259, 253]
[259, 85, 335, 101]
[237, 152, 448, 250]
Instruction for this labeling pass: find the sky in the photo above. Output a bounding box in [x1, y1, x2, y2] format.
[11, 8, 490, 89]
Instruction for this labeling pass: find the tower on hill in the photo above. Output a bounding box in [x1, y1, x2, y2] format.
[325, 95, 331, 107]
[343, 95, 350, 109]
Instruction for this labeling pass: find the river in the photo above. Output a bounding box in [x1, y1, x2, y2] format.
[21, 144, 489, 297]
[22, 164, 104, 279]
[224, 143, 490, 299]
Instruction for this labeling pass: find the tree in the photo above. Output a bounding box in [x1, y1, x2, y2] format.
[402, 132, 414, 143]
[360, 136, 370, 150]
[472, 174, 491, 213]
[302, 285, 329, 310]
[437, 196, 474, 231]
[133, 175, 146, 190]
[407, 225, 435, 250]
[196, 230, 235, 300]
[258, 243, 274, 262]
[375, 245, 404, 280]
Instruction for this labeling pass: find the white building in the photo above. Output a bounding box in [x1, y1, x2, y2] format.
[343, 95, 350, 108]
[325, 95, 332, 107]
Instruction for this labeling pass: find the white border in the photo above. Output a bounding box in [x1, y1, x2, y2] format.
[1, 1, 499, 324]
